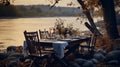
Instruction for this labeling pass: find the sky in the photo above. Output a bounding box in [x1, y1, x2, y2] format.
[12, 0, 79, 7]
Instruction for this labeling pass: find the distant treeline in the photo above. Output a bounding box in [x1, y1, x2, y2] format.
[0, 4, 82, 17]
[0, 4, 120, 23]
[0, 4, 22, 17]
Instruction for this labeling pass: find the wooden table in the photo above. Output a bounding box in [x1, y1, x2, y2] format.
[23, 37, 90, 57]
[39, 37, 90, 58]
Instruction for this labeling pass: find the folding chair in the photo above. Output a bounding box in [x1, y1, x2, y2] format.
[80, 34, 97, 55]
[39, 30, 54, 51]
[24, 30, 41, 56]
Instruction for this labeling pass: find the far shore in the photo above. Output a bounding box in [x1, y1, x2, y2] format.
[0, 16, 81, 19]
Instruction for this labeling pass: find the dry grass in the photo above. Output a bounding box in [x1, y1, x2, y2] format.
[96, 35, 113, 52]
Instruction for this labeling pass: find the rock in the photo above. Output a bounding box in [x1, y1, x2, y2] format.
[93, 52, 105, 62]
[9, 53, 24, 58]
[69, 61, 81, 67]
[75, 58, 87, 65]
[105, 50, 120, 62]
[91, 58, 99, 64]
[83, 60, 96, 67]
[7, 46, 16, 53]
[7, 61, 18, 67]
[0, 53, 9, 61]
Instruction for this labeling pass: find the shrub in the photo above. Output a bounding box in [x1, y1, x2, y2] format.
[53, 18, 80, 38]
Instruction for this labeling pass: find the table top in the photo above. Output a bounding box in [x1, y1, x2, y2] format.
[39, 37, 90, 47]
[40, 37, 89, 43]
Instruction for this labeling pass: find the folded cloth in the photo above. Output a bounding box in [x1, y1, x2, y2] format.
[53, 41, 68, 58]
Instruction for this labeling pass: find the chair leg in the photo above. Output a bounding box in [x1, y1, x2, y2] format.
[42, 46, 45, 50]
[80, 47, 84, 54]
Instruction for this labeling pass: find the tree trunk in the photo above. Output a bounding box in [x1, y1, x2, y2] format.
[100, 0, 119, 39]
[77, 0, 102, 36]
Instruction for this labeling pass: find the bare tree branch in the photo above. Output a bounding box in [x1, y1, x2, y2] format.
[50, 0, 61, 9]
[77, 0, 102, 36]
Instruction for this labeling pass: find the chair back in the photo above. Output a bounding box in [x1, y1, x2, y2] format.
[87, 34, 97, 53]
[39, 30, 50, 39]
[80, 35, 97, 55]
[90, 34, 97, 48]
[24, 30, 41, 55]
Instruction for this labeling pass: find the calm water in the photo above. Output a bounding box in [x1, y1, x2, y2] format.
[0, 17, 99, 49]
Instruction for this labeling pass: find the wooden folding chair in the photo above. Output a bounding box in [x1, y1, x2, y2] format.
[24, 30, 41, 56]
[39, 30, 54, 51]
[80, 34, 97, 54]
[79, 22, 99, 55]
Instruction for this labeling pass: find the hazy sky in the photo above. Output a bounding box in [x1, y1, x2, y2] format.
[12, 0, 79, 7]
